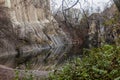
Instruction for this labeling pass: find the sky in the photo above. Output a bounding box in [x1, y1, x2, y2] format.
[51, 0, 113, 13]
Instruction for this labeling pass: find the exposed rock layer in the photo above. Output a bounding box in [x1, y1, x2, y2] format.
[0, 0, 71, 55]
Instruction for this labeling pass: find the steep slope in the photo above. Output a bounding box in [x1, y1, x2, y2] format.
[0, 0, 71, 55]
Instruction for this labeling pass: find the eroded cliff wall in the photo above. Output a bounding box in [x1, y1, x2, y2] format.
[0, 0, 71, 55]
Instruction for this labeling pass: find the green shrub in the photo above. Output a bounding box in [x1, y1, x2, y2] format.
[48, 45, 120, 80]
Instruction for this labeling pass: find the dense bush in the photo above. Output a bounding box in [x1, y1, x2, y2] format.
[48, 45, 120, 80]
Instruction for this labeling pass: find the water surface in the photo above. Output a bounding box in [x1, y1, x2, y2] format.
[0, 45, 82, 70]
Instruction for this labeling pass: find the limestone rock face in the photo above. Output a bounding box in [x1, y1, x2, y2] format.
[0, 0, 70, 54]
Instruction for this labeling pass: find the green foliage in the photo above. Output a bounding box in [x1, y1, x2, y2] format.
[103, 18, 115, 26]
[14, 70, 19, 80]
[103, 11, 120, 26]
[48, 45, 120, 80]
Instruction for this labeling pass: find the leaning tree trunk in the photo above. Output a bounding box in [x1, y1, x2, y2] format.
[113, 0, 120, 11]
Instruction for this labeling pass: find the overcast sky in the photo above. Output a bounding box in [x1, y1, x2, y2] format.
[51, 0, 112, 12]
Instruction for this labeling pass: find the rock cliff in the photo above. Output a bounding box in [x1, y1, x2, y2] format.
[0, 0, 71, 55]
[88, 4, 120, 47]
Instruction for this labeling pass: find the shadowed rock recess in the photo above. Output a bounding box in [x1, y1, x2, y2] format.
[0, 0, 71, 56]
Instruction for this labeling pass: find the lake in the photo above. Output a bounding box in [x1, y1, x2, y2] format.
[0, 45, 83, 71]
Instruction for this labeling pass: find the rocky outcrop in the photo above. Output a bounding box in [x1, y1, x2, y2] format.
[88, 4, 120, 47]
[0, 0, 71, 55]
[102, 4, 120, 45]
